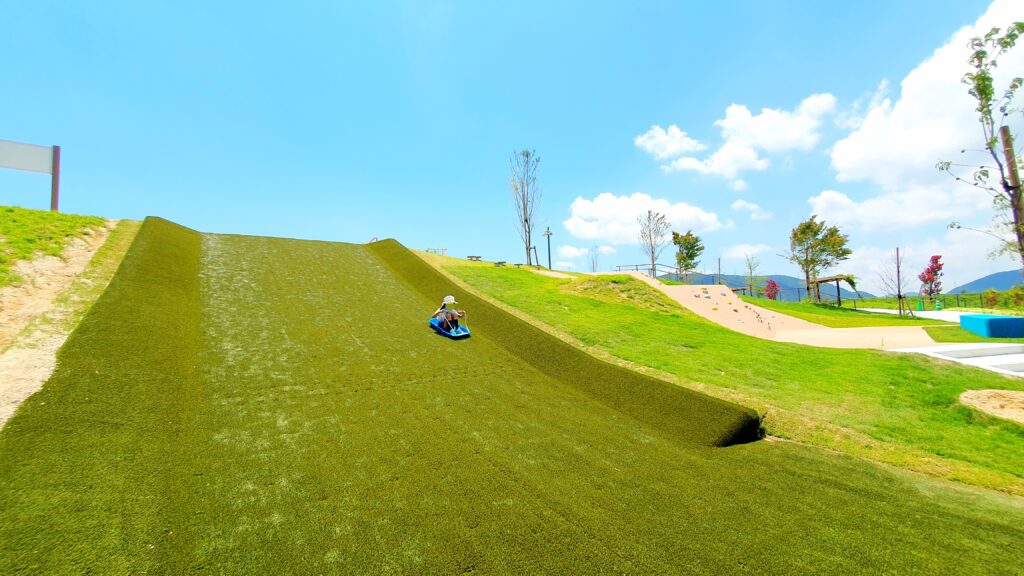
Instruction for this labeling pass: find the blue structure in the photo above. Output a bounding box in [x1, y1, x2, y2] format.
[429, 317, 471, 339]
[960, 314, 1024, 338]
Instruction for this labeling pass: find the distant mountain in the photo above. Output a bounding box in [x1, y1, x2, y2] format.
[657, 271, 874, 302]
[949, 269, 1023, 293]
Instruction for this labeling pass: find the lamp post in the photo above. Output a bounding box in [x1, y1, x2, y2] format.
[542, 227, 553, 269]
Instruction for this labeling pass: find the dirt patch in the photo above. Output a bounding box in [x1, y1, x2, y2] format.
[532, 269, 574, 279]
[960, 389, 1024, 425]
[0, 222, 115, 426]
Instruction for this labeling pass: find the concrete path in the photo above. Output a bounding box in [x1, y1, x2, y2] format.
[891, 342, 1024, 378]
[860, 308, 966, 322]
[625, 273, 936, 350]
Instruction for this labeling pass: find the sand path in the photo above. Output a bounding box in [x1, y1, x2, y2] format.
[624, 272, 935, 350]
[532, 269, 574, 279]
[0, 222, 116, 426]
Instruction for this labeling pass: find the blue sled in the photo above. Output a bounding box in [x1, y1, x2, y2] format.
[429, 317, 471, 339]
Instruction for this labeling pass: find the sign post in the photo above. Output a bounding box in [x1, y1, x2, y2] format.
[0, 139, 61, 211]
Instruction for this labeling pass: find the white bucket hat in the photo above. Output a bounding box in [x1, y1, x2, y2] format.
[443, 295, 457, 305]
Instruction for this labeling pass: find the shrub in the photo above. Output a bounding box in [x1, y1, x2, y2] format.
[982, 288, 999, 308]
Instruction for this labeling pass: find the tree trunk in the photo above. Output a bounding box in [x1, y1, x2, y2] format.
[804, 270, 811, 302]
[999, 126, 1023, 280]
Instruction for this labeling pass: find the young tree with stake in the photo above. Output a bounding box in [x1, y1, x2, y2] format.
[638, 211, 671, 279]
[918, 255, 944, 300]
[744, 254, 762, 296]
[510, 150, 541, 266]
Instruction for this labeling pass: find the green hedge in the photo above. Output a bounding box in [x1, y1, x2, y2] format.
[367, 239, 761, 447]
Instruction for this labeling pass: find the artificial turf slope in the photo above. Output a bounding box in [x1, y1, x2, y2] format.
[0, 217, 1022, 574]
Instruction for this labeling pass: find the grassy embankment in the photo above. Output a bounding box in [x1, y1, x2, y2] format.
[737, 295, 951, 328]
[440, 263, 1024, 495]
[0, 205, 105, 286]
[1, 221, 1022, 573]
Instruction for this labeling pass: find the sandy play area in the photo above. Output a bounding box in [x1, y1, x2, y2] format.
[960, 389, 1024, 424]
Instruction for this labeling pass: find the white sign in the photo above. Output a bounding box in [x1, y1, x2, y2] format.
[0, 139, 53, 174]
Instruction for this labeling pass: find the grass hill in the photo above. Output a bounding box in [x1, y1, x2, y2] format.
[950, 268, 1023, 293]
[0, 218, 1022, 573]
[0, 205, 105, 286]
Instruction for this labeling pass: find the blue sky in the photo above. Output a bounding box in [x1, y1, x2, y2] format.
[2, 1, 1022, 291]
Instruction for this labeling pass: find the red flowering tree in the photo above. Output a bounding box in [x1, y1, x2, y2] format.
[764, 279, 780, 301]
[918, 255, 944, 299]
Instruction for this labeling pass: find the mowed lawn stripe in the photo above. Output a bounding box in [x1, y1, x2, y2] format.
[0, 220, 1022, 574]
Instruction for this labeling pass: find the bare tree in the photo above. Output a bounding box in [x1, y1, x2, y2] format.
[744, 254, 761, 296]
[877, 247, 910, 316]
[590, 246, 599, 273]
[637, 210, 670, 278]
[510, 150, 541, 265]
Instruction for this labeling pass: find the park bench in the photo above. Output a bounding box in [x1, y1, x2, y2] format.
[467, 255, 481, 261]
[495, 261, 506, 267]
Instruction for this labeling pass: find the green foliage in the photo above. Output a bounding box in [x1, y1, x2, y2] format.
[983, 287, 1000, 308]
[671, 230, 703, 281]
[0, 205, 104, 286]
[786, 215, 852, 301]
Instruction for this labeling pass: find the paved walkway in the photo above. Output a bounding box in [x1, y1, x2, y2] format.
[624, 273, 936, 350]
[860, 308, 966, 322]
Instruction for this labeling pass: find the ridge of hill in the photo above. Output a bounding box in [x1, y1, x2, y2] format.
[950, 268, 1023, 293]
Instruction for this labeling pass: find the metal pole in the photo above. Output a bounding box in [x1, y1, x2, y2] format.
[50, 145, 60, 212]
[542, 227, 552, 269]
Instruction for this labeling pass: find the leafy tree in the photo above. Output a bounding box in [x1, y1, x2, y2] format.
[786, 215, 852, 302]
[939, 22, 1024, 276]
[764, 279, 780, 301]
[510, 150, 541, 265]
[672, 230, 704, 283]
[917, 255, 944, 299]
[637, 211, 671, 278]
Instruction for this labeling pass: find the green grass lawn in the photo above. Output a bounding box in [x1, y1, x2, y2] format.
[0, 205, 105, 286]
[2, 219, 1023, 573]
[738, 295, 951, 327]
[446, 266, 1024, 495]
[925, 324, 1024, 343]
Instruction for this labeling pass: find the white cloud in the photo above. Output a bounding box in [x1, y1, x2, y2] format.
[557, 245, 590, 258]
[730, 199, 773, 221]
[722, 243, 773, 259]
[563, 192, 722, 245]
[598, 245, 616, 255]
[634, 125, 706, 159]
[808, 186, 989, 232]
[715, 93, 837, 151]
[835, 80, 889, 130]
[840, 228, 1014, 296]
[643, 93, 836, 189]
[664, 141, 768, 180]
[829, 0, 1024, 228]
